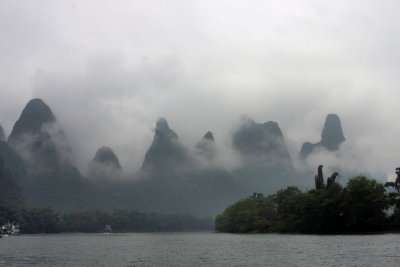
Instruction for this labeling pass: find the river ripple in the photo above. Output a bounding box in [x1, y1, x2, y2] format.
[1, 232, 400, 266]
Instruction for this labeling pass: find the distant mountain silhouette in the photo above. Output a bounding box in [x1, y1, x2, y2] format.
[0, 140, 26, 179]
[0, 124, 5, 142]
[0, 142, 25, 206]
[8, 99, 55, 137]
[126, 119, 238, 215]
[196, 131, 217, 160]
[93, 146, 121, 169]
[7, 98, 72, 170]
[233, 115, 292, 165]
[1, 99, 350, 216]
[89, 146, 122, 179]
[300, 114, 345, 158]
[231, 115, 294, 194]
[3, 99, 120, 212]
[141, 118, 190, 173]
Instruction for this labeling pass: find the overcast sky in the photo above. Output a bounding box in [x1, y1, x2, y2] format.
[1, 0, 399, 179]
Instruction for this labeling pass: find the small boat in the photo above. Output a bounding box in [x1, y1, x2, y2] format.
[11, 223, 20, 236]
[0, 226, 7, 238]
[104, 225, 112, 234]
[0, 221, 20, 237]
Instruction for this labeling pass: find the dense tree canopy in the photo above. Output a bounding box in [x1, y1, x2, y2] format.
[215, 193, 276, 233]
[216, 176, 399, 234]
[0, 206, 213, 234]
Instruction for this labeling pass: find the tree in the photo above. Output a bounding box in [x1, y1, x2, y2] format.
[215, 194, 276, 233]
[215, 175, 392, 234]
[272, 186, 301, 221]
[384, 168, 400, 228]
[341, 176, 388, 232]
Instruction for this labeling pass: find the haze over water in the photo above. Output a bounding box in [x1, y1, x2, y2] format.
[2, 1, 400, 265]
[1, 233, 400, 266]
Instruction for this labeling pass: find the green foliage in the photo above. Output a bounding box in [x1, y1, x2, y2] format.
[18, 207, 62, 233]
[341, 176, 388, 232]
[273, 186, 302, 221]
[383, 178, 400, 229]
[284, 183, 345, 233]
[0, 205, 19, 226]
[216, 176, 394, 234]
[285, 176, 388, 233]
[215, 193, 276, 233]
[0, 205, 213, 234]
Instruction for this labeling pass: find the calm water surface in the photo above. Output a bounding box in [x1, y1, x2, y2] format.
[1, 232, 400, 266]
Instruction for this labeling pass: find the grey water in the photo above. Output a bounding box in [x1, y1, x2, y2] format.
[1, 232, 400, 266]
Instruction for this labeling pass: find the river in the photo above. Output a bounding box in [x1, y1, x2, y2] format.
[1, 232, 399, 266]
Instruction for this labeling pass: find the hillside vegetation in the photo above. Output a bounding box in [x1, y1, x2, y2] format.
[215, 175, 400, 234]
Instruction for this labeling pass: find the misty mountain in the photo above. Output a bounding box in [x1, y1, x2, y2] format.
[195, 131, 217, 161]
[93, 146, 122, 169]
[0, 124, 5, 141]
[106, 119, 239, 216]
[0, 140, 27, 183]
[8, 99, 56, 136]
[89, 146, 122, 179]
[4, 98, 120, 212]
[141, 117, 192, 173]
[233, 115, 292, 163]
[116, 167, 239, 216]
[7, 98, 73, 170]
[0, 142, 25, 207]
[231, 115, 295, 194]
[1, 98, 346, 216]
[300, 114, 345, 158]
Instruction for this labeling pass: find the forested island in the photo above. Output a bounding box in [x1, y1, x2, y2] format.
[215, 167, 400, 234]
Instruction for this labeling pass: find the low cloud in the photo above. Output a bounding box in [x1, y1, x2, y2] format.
[1, 0, 400, 180]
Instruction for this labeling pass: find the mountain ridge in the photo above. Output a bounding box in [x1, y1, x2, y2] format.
[300, 114, 345, 159]
[1, 98, 350, 216]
